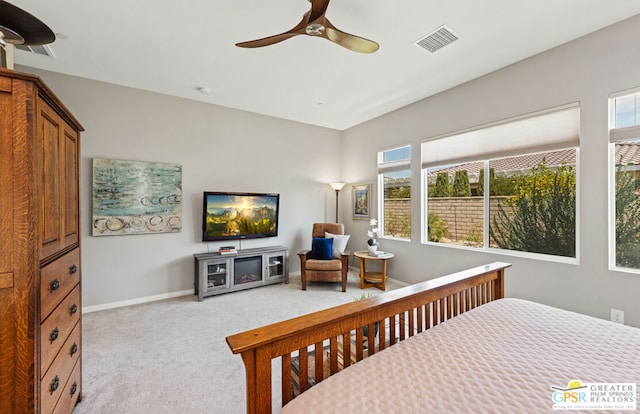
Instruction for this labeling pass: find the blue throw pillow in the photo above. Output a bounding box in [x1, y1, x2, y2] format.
[310, 237, 333, 260]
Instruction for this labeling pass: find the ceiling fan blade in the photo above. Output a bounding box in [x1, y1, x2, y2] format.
[324, 21, 379, 54]
[236, 10, 310, 49]
[236, 32, 301, 49]
[309, 0, 331, 22]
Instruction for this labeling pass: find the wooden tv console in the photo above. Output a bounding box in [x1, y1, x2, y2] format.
[194, 245, 289, 301]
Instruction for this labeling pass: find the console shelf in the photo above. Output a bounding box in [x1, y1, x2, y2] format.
[194, 245, 289, 301]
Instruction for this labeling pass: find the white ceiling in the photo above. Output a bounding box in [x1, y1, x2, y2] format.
[10, 1, 640, 130]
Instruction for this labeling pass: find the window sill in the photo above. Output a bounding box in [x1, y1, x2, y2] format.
[421, 240, 580, 265]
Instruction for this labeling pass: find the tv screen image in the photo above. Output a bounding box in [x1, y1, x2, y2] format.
[202, 192, 279, 241]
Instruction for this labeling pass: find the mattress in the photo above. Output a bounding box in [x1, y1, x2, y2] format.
[280, 298, 640, 413]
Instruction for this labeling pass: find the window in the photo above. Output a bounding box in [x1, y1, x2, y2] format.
[609, 89, 640, 271]
[612, 91, 640, 128]
[422, 105, 579, 260]
[378, 145, 411, 240]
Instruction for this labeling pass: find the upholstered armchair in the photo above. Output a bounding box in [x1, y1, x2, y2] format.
[298, 223, 350, 292]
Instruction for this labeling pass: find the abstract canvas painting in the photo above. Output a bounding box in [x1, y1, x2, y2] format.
[92, 159, 182, 236]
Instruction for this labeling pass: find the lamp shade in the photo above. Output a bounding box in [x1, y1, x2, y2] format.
[329, 182, 346, 191]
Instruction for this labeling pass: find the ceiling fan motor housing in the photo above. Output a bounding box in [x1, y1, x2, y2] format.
[305, 23, 326, 36]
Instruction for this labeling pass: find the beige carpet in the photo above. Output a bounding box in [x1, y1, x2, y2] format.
[72, 272, 400, 414]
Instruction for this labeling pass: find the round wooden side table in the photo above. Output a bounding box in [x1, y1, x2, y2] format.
[354, 250, 394, 291]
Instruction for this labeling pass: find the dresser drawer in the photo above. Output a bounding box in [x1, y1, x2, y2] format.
[41, 321, 81, 414]
[41, 248, 80, 320]
[41, 285, 81, 376]
[51, 359, 82, 414]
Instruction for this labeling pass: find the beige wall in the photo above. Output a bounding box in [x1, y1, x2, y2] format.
[341, 14, 640, 327]
[18, 67, 342, 308]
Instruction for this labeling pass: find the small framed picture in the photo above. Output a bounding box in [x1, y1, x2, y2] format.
[352, 183, 371, 220]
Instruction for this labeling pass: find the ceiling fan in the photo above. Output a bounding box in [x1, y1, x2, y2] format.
[0, 1, 54, 47]
[236, 0, 379, 54]
[0, 0, 55, 68]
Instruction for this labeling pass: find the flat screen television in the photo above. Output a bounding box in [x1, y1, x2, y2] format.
[202, 191, 280, 242]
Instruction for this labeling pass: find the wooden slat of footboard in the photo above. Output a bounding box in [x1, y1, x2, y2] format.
[299, 347, 309, 393]
[281, 354, 292, 405]
[355, 329, 364, 361]
[342, 332, 351, 368]
[389, 315, 396, 345]
[367, 324, 376, 356]
[314, 342, 324, 383]
[408, 309, 415, 337]
[329, 338, 338, 375]
[453, 292, 459, 317]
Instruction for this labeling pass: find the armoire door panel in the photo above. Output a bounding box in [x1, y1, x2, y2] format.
[62, 126, 79, 247]
[39, 100, 63, 260]
[0, 89, 13, 274]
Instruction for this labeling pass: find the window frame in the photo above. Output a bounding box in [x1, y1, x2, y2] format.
[377, 144, 412, 242]
[608, 88, 640, 274]
[421, 104, 581, 265]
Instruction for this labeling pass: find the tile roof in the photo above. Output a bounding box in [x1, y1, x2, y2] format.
[426, 143, 640, 181]
[615, 142, 640, 165]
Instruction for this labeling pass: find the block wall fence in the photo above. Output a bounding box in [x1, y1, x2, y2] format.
[384, 196, 510, 243]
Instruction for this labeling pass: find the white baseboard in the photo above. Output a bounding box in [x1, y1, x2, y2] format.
[83, 289, 194, 314]
[387, 277, 410, 287]
[83, 272, 408, 314]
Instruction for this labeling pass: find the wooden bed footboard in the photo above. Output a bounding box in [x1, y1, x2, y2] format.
[226, 262, 511, 414]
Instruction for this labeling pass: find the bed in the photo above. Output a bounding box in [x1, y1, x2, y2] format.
[226, 262, 640, 413]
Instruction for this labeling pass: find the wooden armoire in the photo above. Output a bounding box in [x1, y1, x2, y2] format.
[0, 68, 83, 414]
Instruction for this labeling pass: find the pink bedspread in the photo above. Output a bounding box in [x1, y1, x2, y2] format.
[280, 298, 640, 413]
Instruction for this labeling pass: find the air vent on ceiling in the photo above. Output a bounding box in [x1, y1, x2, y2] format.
[15, 44, 55, 58]
[414, 25, 459, 53]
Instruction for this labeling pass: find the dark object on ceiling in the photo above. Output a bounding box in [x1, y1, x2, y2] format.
[0, 0, 55, 46]
[236, 0, 379, 54]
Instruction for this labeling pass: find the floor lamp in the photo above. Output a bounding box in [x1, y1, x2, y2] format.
[329, 182, 346, 223]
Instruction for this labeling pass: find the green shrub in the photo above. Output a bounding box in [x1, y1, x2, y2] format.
[490, 163, 575, 257]
[427, 212, 448, 242]
[434, 172, 450, 197]
[387, 186, 411, 199]
[477, 168, 495, 196]
[452, 170, 471, 197]
[464, 222, 483, 247]
[615, 169, 640, 268]
[491, 174, 520, 196]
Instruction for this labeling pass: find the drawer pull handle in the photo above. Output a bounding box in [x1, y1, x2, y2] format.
[50, 279, 60, 292]
[70, 382, 78, 396]
[70, 304, 78, 315]
[70, 343, 78, 356]
[70, 264, 78, 275]
[50, 376, 59, 394]
[50, 327, 59, 343]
